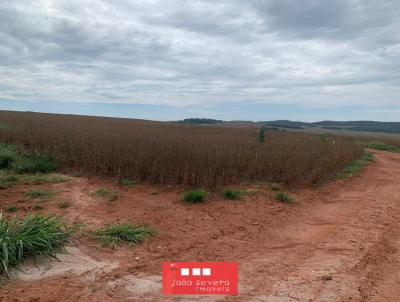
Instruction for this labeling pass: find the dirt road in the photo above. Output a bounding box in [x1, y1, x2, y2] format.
[1, 150, 400, 301]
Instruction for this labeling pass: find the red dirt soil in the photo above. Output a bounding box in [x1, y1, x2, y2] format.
[1, 150, 400, 301]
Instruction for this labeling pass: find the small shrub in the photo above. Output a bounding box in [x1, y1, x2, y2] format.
[0, 155, 14, 169]
[94, 223, 155, 248]
[0, 214, 69, 276]
[222, 188, 245, 200]
[58, 201, 71, 209]
[0, 144, 18, 169]
[5, 206, 18, 213]
[183, 189, 207, 203]
[25, 188, 55, 199]
[33, 205, 44, 210]
[275, 192, 294, 204]
[258, 127, 266, 143]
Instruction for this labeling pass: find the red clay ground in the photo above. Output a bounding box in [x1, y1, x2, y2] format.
[1, 150, 400, 301]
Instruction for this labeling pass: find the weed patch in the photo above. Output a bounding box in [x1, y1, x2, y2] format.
[5, 206, 18, 213]
[115, 177, 136, 187]
[30, 174, 71, 185]
[95, 188, 120, 202]
[222, 188, 245, 200]
[338, 151, 374, 178]
[94, 223, 154, 248]
[25, 188, 55, 200]
[367, 141, 400, 153]
[275, 192, 294, 204]
[183, 189, 207, 203]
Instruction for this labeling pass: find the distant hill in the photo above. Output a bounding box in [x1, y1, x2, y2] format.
[263, 120, 400, 134]
[175, 118, 400, 134]
[177, 118, 223, 125]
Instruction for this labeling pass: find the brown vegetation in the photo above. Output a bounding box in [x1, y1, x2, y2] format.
[0, 110, 363, 188]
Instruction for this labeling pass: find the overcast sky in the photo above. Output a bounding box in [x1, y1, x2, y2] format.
[0, 0, 399, 121]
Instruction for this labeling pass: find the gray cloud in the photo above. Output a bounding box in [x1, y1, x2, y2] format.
[0, 0, 399, 108]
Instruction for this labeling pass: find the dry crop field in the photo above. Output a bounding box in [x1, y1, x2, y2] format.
[0, 110, 363, 188]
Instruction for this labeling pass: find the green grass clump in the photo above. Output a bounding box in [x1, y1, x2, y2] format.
[25, 188, 55, 199]
[183, 189, 207, 203]
[275, 192, 294, 204]
[362, 151, 374, 162]
[0, 214, 69, 276]
[341, 151, 374, 176]
[116, 177, 136, 186]
[5, 206, 18, 213]
[94, 223, 155, 248]
[95, 188, 120, 202]
[0, 172, 19, 189]
[222, 188, 245, 200]
[344, 159, 364, 174]
[366, 141, 399, 153]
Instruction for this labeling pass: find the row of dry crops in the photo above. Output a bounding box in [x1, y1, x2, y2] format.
[0, 111, 363, 189]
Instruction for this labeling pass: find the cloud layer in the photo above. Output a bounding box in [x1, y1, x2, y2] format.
[0, 0, 399, 108]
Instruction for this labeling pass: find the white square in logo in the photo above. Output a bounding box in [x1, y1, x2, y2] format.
[202, 268, 211, 276]
[181, 268, 189, 276]
[192, 268, 201, 276]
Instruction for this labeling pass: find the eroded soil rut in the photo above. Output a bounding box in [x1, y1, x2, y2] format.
[1, 150, 400, 302]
